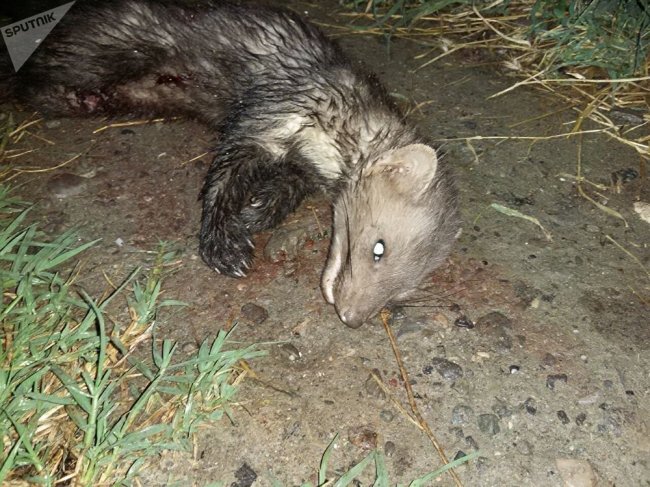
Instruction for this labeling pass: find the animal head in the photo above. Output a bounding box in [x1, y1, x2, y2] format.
[322, 143, 460, 328]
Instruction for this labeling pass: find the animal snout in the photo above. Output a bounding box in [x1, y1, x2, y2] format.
[335, 304, 367, 329]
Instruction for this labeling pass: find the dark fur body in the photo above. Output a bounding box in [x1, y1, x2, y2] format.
[4, 0, 460, 327]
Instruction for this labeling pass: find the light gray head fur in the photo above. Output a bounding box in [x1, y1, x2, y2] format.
[322, 143, 460, 328]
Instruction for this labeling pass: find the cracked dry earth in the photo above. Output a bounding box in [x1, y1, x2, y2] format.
[3, 0, 649, 485]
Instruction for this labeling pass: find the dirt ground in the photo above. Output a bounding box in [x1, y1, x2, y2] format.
[3, 1, 649, 485]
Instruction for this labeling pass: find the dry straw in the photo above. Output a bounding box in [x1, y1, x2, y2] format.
[333, 0, 649, 159]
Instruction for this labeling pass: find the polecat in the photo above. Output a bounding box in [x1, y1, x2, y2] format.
[3, 0, 460, 327]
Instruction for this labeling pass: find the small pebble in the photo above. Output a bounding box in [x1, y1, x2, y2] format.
[557, 410, 570, 425]
[542, 353, 557, 368]
[492, 401, 513, 419]
[555, 458, 597, 487]
[453, 450, 468, 461]
[45, 119, 61, 128]
[509, 365, 520, 374]
[476, 311, 513, 330]
[547, 373, 568, 390]
[379, 410, 394, 422]
[475, 457, 489, 475]
[452, 381, 470, 396]
[232, 463, 257, 487]
[494, 335, 513, 353]
[523, 397, 537, 415]
[609, 108, 645, 125]
[263, 225, 308, 262]
[611, 167, 639, 183]
[465, 435, 479, 450]
[578, 391, 601, 405]
[454, 315, 475, 329]
[430, 358, 464, 381]
[365, 370, 386, 400]
[451, 404, 474, 425]
[347, 426, 378, 450]
[291, 318, 309, 336]
[598, 413, 623, 436]
[598, 402, 609, 411]
[450, 426, 464, 439]
[575, 413, 587, 426]
[384, 441, 396, 457]
[477, 413, 500, 436]
[516, 439, 533, 456]
[278, 343, 301, 361]
[240, 302, 268, 324]
[476, 311, 513, 352]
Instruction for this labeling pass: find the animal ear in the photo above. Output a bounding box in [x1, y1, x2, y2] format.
[366, 144, 439, 197]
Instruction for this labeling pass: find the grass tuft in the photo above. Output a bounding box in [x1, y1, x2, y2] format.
[530, 0, 650, 79]
[292, 433, 478, 487]
[0, 188, 263, 485]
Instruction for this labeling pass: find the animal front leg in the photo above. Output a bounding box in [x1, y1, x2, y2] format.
[240, 162, 312, 233]
[199, 144, 275, 277]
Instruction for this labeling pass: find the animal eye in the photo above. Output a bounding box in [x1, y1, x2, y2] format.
[373, 239, 385, 262]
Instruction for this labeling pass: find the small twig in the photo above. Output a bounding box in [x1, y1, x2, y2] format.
[309, 206, 325, 236]
[605, 235, 650, 280]
[574, 135, 629, 227]
[491, 203, 553, 241]
[490, 75, 650, 99]
[380, 309, 463, 487]
[180, 151, 210, 166]
[368, 370, 421, 430]
[7, 153, 82, 178]
[466, 140, 480, 164]
[435, 128, 605, 143]
[24, 131, 55, 145]
[4, 149, 37, 159]
[508, 105, 575, 128]
[557, 173, 608, 191]
[472, 4, 530, 47]
[9, 116, 43, 137]
[92, 118, 171, 134]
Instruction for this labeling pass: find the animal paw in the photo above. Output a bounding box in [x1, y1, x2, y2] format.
[199, 219, 255, 277]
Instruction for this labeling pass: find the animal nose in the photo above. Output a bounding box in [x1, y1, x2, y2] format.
[337, 306, 365, 329]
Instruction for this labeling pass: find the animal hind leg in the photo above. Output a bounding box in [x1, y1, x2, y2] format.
[16, 45, 172, 116]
